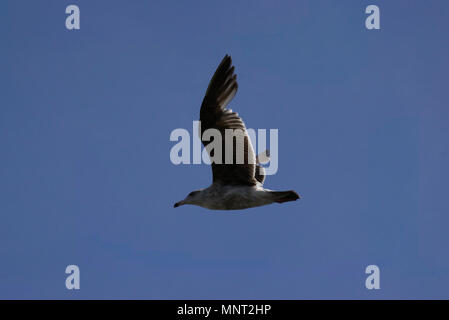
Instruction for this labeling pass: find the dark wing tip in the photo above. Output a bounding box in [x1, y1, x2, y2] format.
[202, 54, 238, 111]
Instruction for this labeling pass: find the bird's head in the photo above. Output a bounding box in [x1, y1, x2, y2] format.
[174, 190, 202, 208]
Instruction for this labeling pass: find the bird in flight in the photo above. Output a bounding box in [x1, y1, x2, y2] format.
[174, 55, 300, 210]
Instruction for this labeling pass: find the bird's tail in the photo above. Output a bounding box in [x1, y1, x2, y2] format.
[270, 190, 300, 203]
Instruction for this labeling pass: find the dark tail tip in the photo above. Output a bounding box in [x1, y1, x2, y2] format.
[273, 190, 300, 203]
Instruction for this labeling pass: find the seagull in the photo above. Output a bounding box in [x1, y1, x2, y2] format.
[174, 55, 300, 210]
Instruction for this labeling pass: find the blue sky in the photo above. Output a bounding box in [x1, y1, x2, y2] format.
[1, 0, 448, 299]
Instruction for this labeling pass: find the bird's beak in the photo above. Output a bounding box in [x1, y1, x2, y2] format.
[174, 201, 184, 208]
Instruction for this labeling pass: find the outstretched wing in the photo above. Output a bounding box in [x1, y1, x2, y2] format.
[200, 55, 257, 186]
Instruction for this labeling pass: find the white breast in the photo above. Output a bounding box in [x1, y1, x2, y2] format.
[197, 183, 274, 210]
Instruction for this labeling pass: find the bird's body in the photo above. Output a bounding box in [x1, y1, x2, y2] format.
[174, 55, 300, 210]
[185, 183, 272, 210]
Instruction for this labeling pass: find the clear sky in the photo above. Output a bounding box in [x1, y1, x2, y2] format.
[1, 0, 448, 299]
